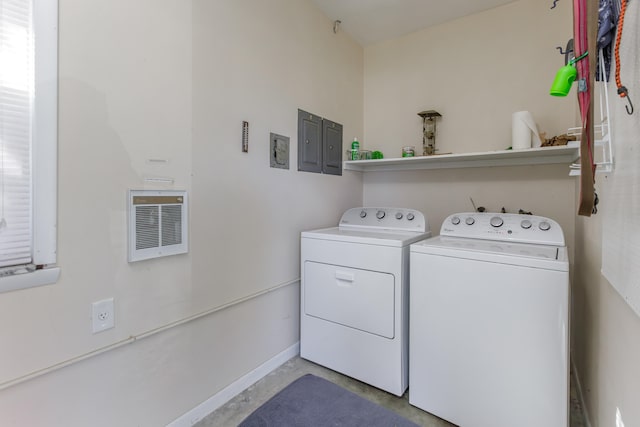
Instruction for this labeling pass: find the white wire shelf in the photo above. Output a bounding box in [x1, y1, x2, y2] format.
[569, 50, 615, 177]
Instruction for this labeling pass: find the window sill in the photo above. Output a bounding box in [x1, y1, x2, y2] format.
[0, 267, 60, 294]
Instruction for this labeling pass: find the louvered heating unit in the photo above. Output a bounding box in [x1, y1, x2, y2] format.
[128, 190, 188, 262]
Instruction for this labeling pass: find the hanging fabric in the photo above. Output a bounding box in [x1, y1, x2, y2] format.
[575, 0, 598, 216]
[596, 0, 618, 81]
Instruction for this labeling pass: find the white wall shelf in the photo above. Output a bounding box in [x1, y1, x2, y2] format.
[343, 146, 580, 172]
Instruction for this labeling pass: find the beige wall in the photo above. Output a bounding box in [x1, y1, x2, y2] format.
[0, 0, 636, 425]
[361, 2, 640, 427]
[572, 2, 640, 425]
[190, 0, 363, 308]
[360, 12, 579, 426]
[362, 165, 576, 259]
[363, 0, 575, 157]
[360, 0, 580, 418]
[574, 212, 640, 427]
[360, 0, 577, 244]
[0, 0, 363, 425]
[0, 286, 299, 426]
[364, 1, 640, 427]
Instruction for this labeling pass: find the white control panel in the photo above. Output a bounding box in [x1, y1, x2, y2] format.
[339, 207, 427, 232]
[440, 212, 564, 246]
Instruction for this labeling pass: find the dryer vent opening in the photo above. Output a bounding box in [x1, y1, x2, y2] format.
[128, 190, 188, 262]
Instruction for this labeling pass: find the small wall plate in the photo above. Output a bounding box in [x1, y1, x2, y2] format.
[270, 133, 290, 169]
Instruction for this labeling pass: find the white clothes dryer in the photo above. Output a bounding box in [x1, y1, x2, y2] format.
[301, 207, 431, 396]
[409, 212, 569, 427]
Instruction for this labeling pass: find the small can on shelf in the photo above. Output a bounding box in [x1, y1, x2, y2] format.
[402, 146, 415, 157]
[359, 150, 372, 160]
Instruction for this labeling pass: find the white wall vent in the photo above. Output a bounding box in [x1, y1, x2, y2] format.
[128, 190, 188, 262]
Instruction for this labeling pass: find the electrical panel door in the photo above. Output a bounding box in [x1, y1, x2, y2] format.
[298, 109, 322, 173]
[322, 119, 343, 175]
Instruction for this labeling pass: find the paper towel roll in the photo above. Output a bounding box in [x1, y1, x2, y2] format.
[512, 111, 542, 150]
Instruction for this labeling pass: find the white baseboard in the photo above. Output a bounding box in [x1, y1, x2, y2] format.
[167, 341, 300, 427]
[571, 357, 592, 427]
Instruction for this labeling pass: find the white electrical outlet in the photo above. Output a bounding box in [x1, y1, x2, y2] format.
[92, 298, 115, 333]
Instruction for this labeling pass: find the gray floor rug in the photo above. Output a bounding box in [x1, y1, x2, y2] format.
[238, 374, 420, 427]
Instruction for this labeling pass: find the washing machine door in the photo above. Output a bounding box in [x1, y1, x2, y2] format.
[412, 236, 568, 270]
[304, 261, 395, 339]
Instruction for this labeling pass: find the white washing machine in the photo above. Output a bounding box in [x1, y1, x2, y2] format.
[301, 207, 431, 396]
[409, 212, 569, 427]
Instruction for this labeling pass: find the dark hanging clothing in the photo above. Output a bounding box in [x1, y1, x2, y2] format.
[597, 0, 620, 81]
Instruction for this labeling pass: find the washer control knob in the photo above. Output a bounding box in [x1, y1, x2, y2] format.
[490, 216, 504, 228]
[520, 219, 532, 229]
[395, 212, 403, 220]
[465, 217, 475, 225]
[539, 221, 551, 231]
[451, 216, 461, 225]
[376, 210, 386, 220]
[407, 213, 415, 221]
[359, 210, 367, 218]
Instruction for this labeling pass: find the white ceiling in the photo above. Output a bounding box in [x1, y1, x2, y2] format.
[310, 0, 518, 46]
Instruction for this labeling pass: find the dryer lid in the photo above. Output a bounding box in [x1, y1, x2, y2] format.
[302, 226, 431, 247]
[302, 207, 431, 247]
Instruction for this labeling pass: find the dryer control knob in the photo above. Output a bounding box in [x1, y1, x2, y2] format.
[407, 213, 415, 221]
[539, 221, 551, 231]
[465, 217, 475, 225]
[490, 216, 504, 227]
[451, 216, 461, 225]
[395, 212, 403, 220]
[376, 210, 386, 220]
[520, 219, 532, 229]
[360, 210, 367, 218]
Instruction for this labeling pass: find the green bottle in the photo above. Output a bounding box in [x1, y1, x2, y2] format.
[351, 138, 360, 160]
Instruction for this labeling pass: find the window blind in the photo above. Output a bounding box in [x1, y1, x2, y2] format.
[0, 0, 33, 268]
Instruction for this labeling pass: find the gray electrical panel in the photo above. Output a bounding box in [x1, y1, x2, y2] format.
[298, 110, 322, 173]
[322, 119, 342, 175]
[297, 109, 343, 176]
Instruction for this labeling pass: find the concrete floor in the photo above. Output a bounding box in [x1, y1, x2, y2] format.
[195, 356, 588, 426]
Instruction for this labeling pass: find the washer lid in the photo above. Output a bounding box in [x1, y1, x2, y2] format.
[411, 236, 568, 270]
[302, 226, 431, 247]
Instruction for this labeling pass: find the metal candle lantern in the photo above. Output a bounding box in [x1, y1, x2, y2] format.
[418, 110, 442, 156]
